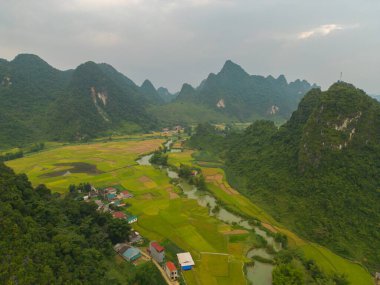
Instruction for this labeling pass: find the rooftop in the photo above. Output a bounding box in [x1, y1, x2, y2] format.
[166, 261, 177, 272]
[177, 252, 195, 266]
[123, 247, 140, 258]
[151, 241, 165, 252]
[113, 211, 126, 219]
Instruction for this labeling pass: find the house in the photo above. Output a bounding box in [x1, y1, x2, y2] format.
[177, 252, 195, 271]
[89, 186, 98, 197]
[122, 247, 141, 262]
[149, 241, 165, 263]
[113, 243, 130, 254]
[129, 231, 143, 244]
[121, 190, 134, 199]
[111, 199, 126, 207]
[375, 272, 380, 285]
[127, 215, 138, 224]
[164, 261, 178, 281]
[104, 187, 117, 194]
[113, 211, 126, 219]
[107, 193, 117, 201]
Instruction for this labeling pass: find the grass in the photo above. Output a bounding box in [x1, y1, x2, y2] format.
[168, 150, 373, 285]
[6, 139, 372, 285]
[6, 137, 252, 285]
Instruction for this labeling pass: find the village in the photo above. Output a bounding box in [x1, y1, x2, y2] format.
[79, 183, 194, 285]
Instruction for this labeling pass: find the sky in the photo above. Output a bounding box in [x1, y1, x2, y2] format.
[1, 0, 379, 94]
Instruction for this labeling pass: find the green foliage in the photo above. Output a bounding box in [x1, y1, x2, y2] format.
[174, 60, 315, 122]
[132, 262, 166, 285]
[0, 54, 155, 147]
[189, 83, 380, 272]
[149, 151, 168, 166]
[273, 250, 349, 285]
[0, 162, 131, 284]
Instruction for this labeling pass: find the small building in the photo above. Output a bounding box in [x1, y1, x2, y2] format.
[89, 186, 98, 197]
[149, 241, 165, 263]
[165, 261, 178, 281]
[375, 272, 380, 285]
[113, 211, 126, 219]
[113, 243, 130, 254]
[129, 231, 143, 244]
[94, 199, 103, 209]
[104, 187, 117, 194]
[111, 200, 126, 207]
[122, 247, 141, 262]
[177, 252, 195, 271]
[107, 193, 117, 201]
[127, 215, 138, 224]
[121, 190, 134, 199]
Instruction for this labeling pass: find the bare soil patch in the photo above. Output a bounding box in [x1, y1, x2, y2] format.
[222, 229, 249, 235]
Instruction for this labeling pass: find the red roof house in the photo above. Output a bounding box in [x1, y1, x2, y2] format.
[113, 211, 126, 219]
[149, 241, 165, 263]
[165, 261, 178, 280]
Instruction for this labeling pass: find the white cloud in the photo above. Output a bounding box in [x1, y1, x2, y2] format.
[298, 24, 344, 39]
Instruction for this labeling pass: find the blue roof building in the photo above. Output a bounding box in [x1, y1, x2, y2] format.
[107, 193, 117, 200]
[122, 247, 141, 262]
[127, 215, 138, 224]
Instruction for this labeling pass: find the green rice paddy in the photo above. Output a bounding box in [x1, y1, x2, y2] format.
[5, 138, 372, 285]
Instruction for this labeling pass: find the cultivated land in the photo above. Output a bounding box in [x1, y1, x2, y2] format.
[6, 137, 373, 285]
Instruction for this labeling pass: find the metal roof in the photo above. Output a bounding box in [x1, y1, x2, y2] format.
[177, 252, 195, 266]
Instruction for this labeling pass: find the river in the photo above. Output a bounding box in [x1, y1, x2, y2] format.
[137, 144, 280, 285]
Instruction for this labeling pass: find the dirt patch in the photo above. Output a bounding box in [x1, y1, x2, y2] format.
[40, 162, 104, 178]
[205, 172, 238, 195]
[166, 187, 179, 199]
[142, 193, 154, 200]
[222, 229, 249, 235]
[262, 223, 278, 233]
[138, 176, 153, 183]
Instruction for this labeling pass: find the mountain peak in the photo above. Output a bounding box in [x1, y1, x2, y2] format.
[11, 54, 52, 69]
[141, 79, 156, 90]
[218, 60, 249, 79]
[277, 74, 288, 85]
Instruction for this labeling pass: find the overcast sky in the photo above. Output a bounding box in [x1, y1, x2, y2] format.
[1, 0, 379, 94]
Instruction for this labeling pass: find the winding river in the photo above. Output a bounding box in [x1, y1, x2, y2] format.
[137, 144, 280, 285]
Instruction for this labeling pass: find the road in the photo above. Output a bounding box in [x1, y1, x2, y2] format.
[139, 248, 180, 285]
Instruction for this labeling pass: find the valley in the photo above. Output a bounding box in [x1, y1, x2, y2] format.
[5, 134, 373, 285]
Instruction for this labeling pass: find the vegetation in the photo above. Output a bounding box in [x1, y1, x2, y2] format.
[0, 162, 132, 284]
[272, 250, 349, 285]
[149, 150, 168, 166]
[171, 60, 315, 122]
[188, 82, 380, 273]
[0, 54, 155, 147]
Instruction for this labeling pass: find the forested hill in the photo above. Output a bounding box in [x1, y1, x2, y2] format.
[0, 162, 168, 285]
[0, 162, 123, 284]
[0, 54, 159, 147]
[173, 60, 316, 121]
[189, 82, 380, 272]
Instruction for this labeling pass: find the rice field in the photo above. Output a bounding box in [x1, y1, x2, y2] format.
[6, 138, 254, 285]
[5, 139, 372, 285]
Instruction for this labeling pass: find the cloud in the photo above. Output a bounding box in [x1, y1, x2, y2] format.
[298, 24, 344, 39]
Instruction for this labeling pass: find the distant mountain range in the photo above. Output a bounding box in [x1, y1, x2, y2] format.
[0, 53, 316, 147]
[151, 60, 317, 124]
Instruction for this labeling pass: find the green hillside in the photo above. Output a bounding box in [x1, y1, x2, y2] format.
[0, 54, 155, 147]
[189, 82, 380, 273]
